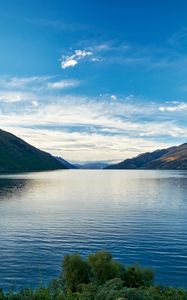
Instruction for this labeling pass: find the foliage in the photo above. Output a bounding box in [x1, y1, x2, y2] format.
[88, 251, 124, 284]
[62, 254, 90, 292]
[0, 250, 187, 300]
[124, 264, 154, 288]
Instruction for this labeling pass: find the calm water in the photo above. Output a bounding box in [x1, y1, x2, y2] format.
[0, 170, 187, 290]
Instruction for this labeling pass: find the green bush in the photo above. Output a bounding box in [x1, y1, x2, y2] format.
[88, 251, 124, 284]
[124, 264, 154, 288]
[62, 253, 90, 292]
[0, 289, 4, 300]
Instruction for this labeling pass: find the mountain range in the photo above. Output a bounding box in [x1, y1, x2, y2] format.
[0, 128, 187, 172]
[106, 143, 187, 170]
[76, 162, 109, 169]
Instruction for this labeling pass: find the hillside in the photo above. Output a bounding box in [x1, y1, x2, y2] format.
[55, 156, 77, 169]
[0, 129, 67, 172]
[106, 143, 187, 170]
[78, 162, 109, 169]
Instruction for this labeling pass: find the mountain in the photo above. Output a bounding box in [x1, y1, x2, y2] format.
[106, 143, 187, 170]
[0, 129, 68, 172]
[55, 157, 77, 169]
[77, 162, 109, 169]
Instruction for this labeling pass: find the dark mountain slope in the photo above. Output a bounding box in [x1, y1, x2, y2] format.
[144, 143, 187, 169]
[55, 156, 77, 169]
[106, 144, 187, 170]
[0, 129, 67, 172]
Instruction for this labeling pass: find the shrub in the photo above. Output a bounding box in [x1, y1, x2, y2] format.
[62, 254, 90, 292]
[0, 251, 186, 300]
[124, 264, 154, 288]
[88, 251, 124, 284]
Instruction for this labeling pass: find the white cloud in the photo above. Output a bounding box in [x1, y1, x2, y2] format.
[83, 38, 187, 70]
[32, 100, 39, 107]
[91, 57, 101, 62]
[0, 77, 186, 162]
[61, 59, 78, 69]
[0, 92, 36, 103]
[111, 95, 117, 101]
[47, 79, 80, 89]
[2, 125, 172, 163]
[0, 76, 81, 94]
[61, 49, 92, 69]
[159, 102, 187, 112]
[0, 76, 50, 89]
[0, 94, 22, 103]
[0, 93, 186, 162]
[88, 42, 130, 53]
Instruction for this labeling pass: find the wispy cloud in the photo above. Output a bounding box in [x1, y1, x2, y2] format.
[0, 76, 50, 89]
[88, 41, 130, 53]
[159, 102, 187, 112]
[0, 76, 81, 97]
[5, 126, 171, 163]
[27, 18, 93, 32]
[61, 49, 93, 69]
[47, 79, 81, 89]
[0, 88, 186, 161]
[77, 36, 187, 71]
[110, 95, 117, 101]
[0, 91, 36, 103]
[0, 75, 186, 162]
[0, 93, 23, 103]
[168, 27, 187, 47]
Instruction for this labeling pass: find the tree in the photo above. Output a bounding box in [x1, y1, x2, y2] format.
[88, 251, 124, 284]
[62, 254, 90, 292]
[124, 265, 154, 288]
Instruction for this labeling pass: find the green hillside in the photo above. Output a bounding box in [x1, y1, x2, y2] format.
[0, 129, 67, 172]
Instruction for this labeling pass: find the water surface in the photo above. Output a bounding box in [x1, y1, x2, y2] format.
[0, 170, 187, 290]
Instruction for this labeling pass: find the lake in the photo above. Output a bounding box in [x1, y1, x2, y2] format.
[0, 170, 187, 290]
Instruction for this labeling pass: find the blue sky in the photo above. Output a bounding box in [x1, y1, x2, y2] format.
[0, 0, 187, 162]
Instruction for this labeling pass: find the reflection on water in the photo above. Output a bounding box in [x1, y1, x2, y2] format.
[0, 170, 187, 290]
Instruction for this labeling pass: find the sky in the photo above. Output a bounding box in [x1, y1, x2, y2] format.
[0, 0, 187, 163]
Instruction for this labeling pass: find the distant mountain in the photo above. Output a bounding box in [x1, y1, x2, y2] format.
[106, 143, 187, 170]
[0, 129, 68, 172]
[78, 162, 109, 169]
[55, 157, 77, 169]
